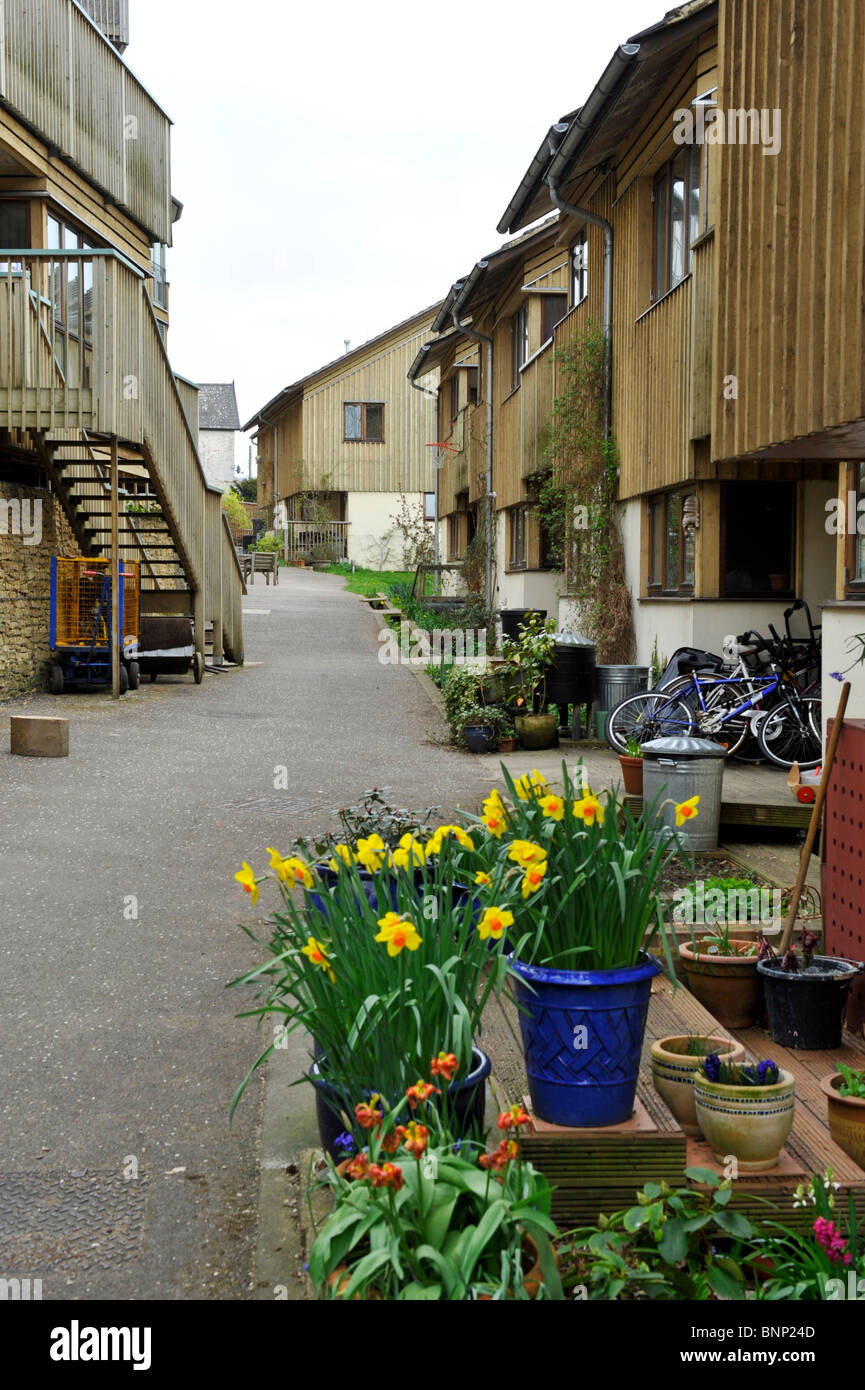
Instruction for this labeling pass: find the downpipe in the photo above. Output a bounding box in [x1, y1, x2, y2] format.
[451, 308, 495, 615]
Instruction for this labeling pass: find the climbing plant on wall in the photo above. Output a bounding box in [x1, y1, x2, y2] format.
[541, 320, 635, 663]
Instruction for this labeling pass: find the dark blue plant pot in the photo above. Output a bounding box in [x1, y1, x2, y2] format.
[464, 724, 495, 754]
[311, 1045, 492, 1158]
[309, 863, 477, 924]
[511, 952, 661, 1127]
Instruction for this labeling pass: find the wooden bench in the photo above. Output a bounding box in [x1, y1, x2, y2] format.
[242, 552, 279, 585]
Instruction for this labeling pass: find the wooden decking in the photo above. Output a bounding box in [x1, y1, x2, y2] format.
[484, 976, 865, 1231]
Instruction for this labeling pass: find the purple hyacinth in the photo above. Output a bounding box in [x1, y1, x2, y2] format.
[757, 1059, 779, 1086]
[703, 1052, 721, 1082]
[830, 671, 844, 682]
[333, 1131, 355, 1154]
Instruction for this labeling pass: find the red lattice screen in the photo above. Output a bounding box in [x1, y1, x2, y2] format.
[822, 718, 865, 1034]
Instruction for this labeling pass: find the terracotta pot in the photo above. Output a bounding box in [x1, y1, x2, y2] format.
[679, 936, 763, 1028]
[694, 1068, 795, 1172]
[499, 738, 517, 753]
[618, 753, 643, 796]
[650, 1034, 746, 1136]
[821, 1072, 865, 1167]
[515, 713, 558, 750]
[477, 1234, 551, 1300]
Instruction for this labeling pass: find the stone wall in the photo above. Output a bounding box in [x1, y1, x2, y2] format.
[0, 483, 81, 700]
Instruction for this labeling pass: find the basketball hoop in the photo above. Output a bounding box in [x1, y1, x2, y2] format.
[425, 441, 458, 471]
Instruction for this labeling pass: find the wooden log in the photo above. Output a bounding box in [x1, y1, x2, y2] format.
[10, 716, 69, 758]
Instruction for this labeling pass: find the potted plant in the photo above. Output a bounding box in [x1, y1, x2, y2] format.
[461, 703, 497, 754]
[757, 929, 864, 1049]
[501, 613, 558, 751]
[308, 1086, 562, 1300]
[693, 1054, 795, 1172]
[821, 1065, 865, 1168]
[618, 736, 644, 796]
[292, 786, 438, 905]
[461, 761, 686, 1127]
[678, 921, 763, 1029]
[745, 1170, 865, 1299]
[229, 836, 512, 1154]
[650, 1033, 745, 1136]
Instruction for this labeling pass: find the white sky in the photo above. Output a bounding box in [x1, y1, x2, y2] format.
[127, 0, 655, 467]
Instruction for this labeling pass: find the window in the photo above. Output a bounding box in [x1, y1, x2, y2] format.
[571, 228, 588, 307]
[467, 366, 479, 405]
[448, 513, 463, 560]
[45, 212, 95, 373]
[542, 293, 568, 343]
[150, 243, 167, 310]
[344, 402, 384, 442]
[508, 505, 528, 570]
[653, 145, 703, 300]
[511, 303, 529, 389]
[647, 490, 696, 593]
[0, 201, 28, 247]
[449, 374, 459, 423]
[424, 492, 436, 521]
[722, 482, 794, 598]
[845, 462, 865, 590]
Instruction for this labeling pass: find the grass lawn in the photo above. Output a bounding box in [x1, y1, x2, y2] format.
[320, 563, 414, 596]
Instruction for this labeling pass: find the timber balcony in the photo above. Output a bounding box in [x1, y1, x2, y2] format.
[0, 250, 245, 662]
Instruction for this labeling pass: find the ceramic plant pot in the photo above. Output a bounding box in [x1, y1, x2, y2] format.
[678, 936, 762, 1028]
[650, 1034, 746, 1136]
[694, 1068, 795, 1172]
[821, 1073, 865, 1167]
[515, 712, 558, 750]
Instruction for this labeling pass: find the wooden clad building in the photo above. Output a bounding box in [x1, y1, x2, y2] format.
[0, 0, 245, 697]
[419, 0, 864, 705]
[245, 306, 441, 569]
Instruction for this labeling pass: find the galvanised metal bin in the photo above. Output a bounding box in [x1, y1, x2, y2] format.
[641, 735, 726, 852]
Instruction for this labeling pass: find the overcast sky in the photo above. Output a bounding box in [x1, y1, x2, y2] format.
[127, 0, 655, 465]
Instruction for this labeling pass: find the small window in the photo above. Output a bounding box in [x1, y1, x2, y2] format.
[508, 505, 528, 570]
[511, 304, 529, 389]
[571, 229, 588, 307]
[467, 366, 478, 405]
[0, 202, 28, 247]
[848, 462, 865, 589]
[344, 402, 384, 442]
[449, 374, 459, 422]
[424, 492, 436, 521]
[647, 490, 696, 593]
[542, 293, 568, 343]
[150, 243, 167, 310]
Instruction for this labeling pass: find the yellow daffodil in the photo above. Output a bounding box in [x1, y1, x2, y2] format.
[301, 935, 335, 983]
[507, 839, 548, 869]
[521, 861, 548, 897]
[474, 870, 492, 887]
[284, 857, 314, 890]
[234, 862, 260, 906]
[392, 833, 426, 870]
[573, 793, 605, 827]
[481, 809, 506, 838]
[514, 770, 549, 801]
[425, 825, 474, 856]
[356, 834, 387, 871]
[266, 847, 289, 882]
[374, 912, 423, 957]
[328, 843, 355, 872]
[675, 795, 700, 827]
[539, 793, 565, 821]
[477, 906, 515, 942]
[483, 789, 505, 813]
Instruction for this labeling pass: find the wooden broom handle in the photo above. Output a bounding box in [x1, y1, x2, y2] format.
[778, 681, 850, 953]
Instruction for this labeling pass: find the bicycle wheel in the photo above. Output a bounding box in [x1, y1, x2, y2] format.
[757, 697, 823, 769]
[606, 692, 694, 753]
[691, 681, 751, 757]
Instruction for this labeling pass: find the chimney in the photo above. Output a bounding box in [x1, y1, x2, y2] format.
[78, 0, 130, 54]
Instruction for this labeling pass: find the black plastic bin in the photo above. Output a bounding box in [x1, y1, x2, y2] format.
[757, 956, 863, 1049]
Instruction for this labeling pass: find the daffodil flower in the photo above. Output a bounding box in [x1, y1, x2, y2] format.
[573, 793, 604, 827]
[374, 911, 422, 956]
[474, 870, 492, 886]
[234, 862, 260, 906]
[507, 839, 547, 869]
[282, 856, 314, 890]
[675, 795, 700, 827]
[391, 833, 426, 870]
[481, 810, 506, 838]
[356, 834, 388, 871]
[539, 793, 565, 821]
[514, 770, 549, 801]
[300, 935, 335, 982]
[328, 843, 355, 872]
[425, 825, 474, 856]
[477, 906, 515, 942]
[266, 847, 289, 882]
[521, 861, 547, 898]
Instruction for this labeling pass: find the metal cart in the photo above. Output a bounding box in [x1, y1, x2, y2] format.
[49, 556, 140, 694]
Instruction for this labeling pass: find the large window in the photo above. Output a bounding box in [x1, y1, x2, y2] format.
[647, 490, 696, 593]
[722, 482, 794, 598]
[0, 201, 28, 247]
[571, 228, 588, 307]
[653, 145, 703, 300]
[344, 402, 384, 442]
[511, 303, 529, 390]
[46, 213, 95, 374]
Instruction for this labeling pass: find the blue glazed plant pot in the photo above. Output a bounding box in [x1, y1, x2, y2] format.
[309, 864, 478, 923]
[511, 952, 662, 1127]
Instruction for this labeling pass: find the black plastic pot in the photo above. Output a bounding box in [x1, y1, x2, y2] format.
[757, 956, 864, 1049]
[312, 1046, 492, 1157]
